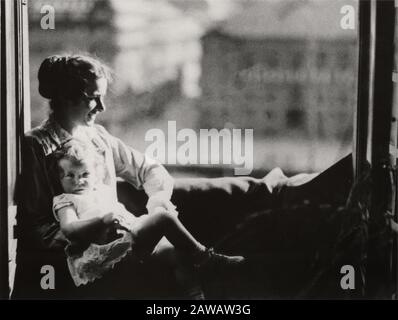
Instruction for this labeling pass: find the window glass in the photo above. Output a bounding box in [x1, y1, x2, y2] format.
[28, 0, 358, 177]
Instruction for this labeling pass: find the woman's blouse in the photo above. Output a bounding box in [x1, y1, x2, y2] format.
[18, 116, 173, 250]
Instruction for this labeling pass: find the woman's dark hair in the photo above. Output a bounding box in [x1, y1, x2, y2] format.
[38, 54, 112, 113]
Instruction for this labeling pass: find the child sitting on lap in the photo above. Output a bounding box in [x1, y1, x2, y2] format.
[53, 139, 245, 297]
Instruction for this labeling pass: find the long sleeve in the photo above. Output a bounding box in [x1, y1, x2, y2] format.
[17, 135, 67, 250]
[97, 125, 174, 200]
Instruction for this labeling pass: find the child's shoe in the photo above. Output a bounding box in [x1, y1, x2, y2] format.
[195, 248, 245, 277]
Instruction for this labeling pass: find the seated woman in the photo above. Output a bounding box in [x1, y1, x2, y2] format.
[12, 54, 288, 299]
[14, 53, 350, 299]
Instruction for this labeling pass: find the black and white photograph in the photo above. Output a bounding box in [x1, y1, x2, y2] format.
[0, 0, 397, 303]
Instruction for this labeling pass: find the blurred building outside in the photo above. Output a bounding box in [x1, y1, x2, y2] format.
[28, 0, 358, 176]
[198, 0, 357, 174]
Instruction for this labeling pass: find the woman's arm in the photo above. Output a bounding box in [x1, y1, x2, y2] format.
[17, 135, 67, 249]
[113, 136, 174, 198]
[97, 125, 174, 210]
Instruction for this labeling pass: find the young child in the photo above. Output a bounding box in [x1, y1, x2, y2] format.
[52, 139, 245, 297]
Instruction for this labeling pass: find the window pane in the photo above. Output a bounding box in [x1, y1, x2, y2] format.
[28, 0, 358, 177]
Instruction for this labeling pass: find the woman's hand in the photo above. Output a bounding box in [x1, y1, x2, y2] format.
[146, 193, 178, 216]
[102, 212, 130, 231]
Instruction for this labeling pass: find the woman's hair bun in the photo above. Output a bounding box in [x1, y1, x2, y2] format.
[38, 55, 68, 99]
[38, 53, 111, 104]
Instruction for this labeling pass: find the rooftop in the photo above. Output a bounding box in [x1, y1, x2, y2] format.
[110, 0, 204, 47]
[217, 0, 358, 40]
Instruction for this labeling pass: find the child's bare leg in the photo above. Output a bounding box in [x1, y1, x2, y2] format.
[131, 210, 245, 282]
[151, 238, 205, 300]
[131, 210, 206, 258]
[150, 237, 178, 266]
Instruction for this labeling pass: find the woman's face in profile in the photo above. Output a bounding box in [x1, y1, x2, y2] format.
[69, 77, 108, 127]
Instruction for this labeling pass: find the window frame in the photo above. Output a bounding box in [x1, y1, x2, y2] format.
[0, 0, 30, 299]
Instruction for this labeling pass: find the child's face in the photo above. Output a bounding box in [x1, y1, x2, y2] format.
[59, 158, 97, 195]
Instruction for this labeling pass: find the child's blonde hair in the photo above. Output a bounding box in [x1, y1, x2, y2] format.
[55, 139, 105, 180]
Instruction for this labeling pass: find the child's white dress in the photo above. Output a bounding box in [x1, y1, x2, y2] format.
[53, 184, 141, 286]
